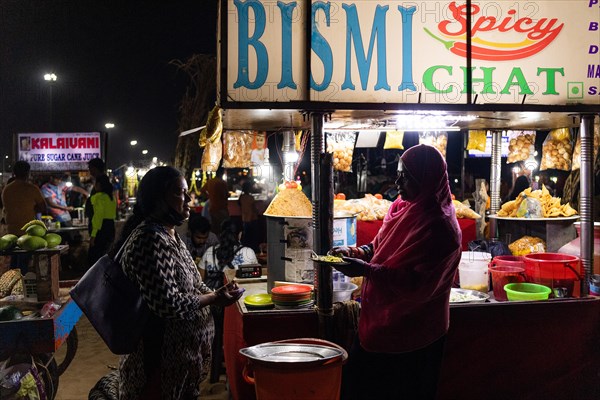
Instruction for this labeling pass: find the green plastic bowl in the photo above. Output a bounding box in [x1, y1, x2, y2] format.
[504, 283, 551, 301]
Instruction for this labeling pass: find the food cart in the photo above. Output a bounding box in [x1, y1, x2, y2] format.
[215, 0, 600, 398]
[0, 247, 81, 399]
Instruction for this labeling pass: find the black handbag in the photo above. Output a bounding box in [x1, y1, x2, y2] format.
[70, 238, 150, 355]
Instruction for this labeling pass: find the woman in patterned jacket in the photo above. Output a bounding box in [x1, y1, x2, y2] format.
[111, 166, 243, 399]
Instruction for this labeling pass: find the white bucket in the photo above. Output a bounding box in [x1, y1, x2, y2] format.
[458, 251, 491, 292]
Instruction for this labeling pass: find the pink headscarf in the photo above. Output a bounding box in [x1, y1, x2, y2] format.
[360, 144, 462, 352]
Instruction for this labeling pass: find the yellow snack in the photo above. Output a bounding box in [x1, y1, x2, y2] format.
[509, 236, 546, 256]
[383, 131, 405, 150]
[264, 187, 312, 217]
[466, 130, 486, 152]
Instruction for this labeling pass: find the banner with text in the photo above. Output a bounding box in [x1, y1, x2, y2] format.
[17, 132, 102, 172]
[226, 0, 600, 105]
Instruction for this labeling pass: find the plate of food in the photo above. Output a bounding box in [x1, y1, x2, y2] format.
[450, 288, 490, 304]
[310, 254, 350, 266]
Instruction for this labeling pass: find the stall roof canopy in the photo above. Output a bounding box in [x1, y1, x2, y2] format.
[221, 106, 595, 132]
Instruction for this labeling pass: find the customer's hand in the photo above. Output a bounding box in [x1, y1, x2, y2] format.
[336, 257, 368, 277]
[213, 280, 245, 307]
[328, 246, 353, 257]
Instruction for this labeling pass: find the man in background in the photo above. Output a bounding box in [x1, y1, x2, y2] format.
[41, 174, 88, 227]
[200, 168, 229, 235]
[1, 161, 46, 235]
[1, 161, 46, 272]
[85, 158, 109, 233]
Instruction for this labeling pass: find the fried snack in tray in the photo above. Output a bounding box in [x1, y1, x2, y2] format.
[497, 185, 578, 218]
[334, 194, 392, 221]
[509, 236, 546, 256]
[452, 200, 482, 219]
[264, 187, 312, 217]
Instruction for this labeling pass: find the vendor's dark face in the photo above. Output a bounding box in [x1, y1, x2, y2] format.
[192, 231, 209, 246]
[166, 176, 191, 221]
[395, 165, 419, 202]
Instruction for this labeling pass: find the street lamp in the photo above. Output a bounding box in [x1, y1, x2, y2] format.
[105, 123, 115, 129]
[142, 149, 148, 155]
[44, 73, 57, 131]
[130, 140, 138, 146]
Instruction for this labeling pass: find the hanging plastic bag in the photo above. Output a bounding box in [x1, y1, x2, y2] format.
[383, 131, 404, 150]
[201, 133, 223, 173]
[572, 123, 600, 170]
[418, 131, 448, 157]
[222, 130, 254, 168]
[327, 132, 357, 172]
[506, 130, 536, 164]
[466, 130, 486, 152]
[199, 105, 222, 148]
[540, 128, 572, 171]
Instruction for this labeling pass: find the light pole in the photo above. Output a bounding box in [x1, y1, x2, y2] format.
[2, 155, 7, 183]
[44, 73, 57, 131]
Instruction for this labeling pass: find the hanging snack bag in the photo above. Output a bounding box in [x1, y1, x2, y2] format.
[418, 131, 448, 157]
[540, 128, 572, 171]
[383, 130, 404, 150]
[201, 131, 223, 173]
[506, 130, 536, 164]
[327, 132, 357, 172]
[572, 123, 600, 170]
[466, 130, 486, 152]
[222, 130, 254, 168]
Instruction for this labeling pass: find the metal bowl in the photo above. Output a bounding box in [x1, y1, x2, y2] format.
[240, 343, 344, 367]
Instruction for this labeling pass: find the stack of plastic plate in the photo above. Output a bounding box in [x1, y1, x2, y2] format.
[243, 293, 274, 310]
[270, 284, 314, 310]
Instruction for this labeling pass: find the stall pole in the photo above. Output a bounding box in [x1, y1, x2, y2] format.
[579, 114, 596, 296]
[488, 130, 503, 238]
[310, 112, 334, 341]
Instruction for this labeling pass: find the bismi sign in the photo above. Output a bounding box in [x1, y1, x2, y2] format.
[225, 0, 600, 105]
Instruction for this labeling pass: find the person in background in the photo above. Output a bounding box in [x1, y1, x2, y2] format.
[184, 214, 219, 266]
[199, 220, 257, 383]
[505, 174, 531, 202]
[87, 174, 117, 266]
[110, 166, 242, 399]
[238, 180, 260, 252]
[331, 144, 462, 400]
[1, 161, 46, 235]
[200, 168, 229, 235]
[85, 158, 109, 231]
[1, 161, 47, 273]
[41, 174, 88, 227]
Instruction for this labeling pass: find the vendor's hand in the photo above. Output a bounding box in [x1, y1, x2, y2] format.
[213, 280, 245, 307]
[336, 257, 368, 277]
[328, 246, 353, 257]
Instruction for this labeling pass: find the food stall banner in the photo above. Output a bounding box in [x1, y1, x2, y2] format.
[226, 0, 600, 105]
[16, 132, 103, 172]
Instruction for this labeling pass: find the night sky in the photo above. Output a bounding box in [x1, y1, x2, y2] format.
[0, 0, 218, 170]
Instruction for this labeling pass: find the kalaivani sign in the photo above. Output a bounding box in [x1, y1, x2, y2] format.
[224, 0, 600, 105]
[17, 132, 103, 172]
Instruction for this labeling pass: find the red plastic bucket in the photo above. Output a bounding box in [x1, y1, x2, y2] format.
[489, 256, 526, 301]
[522, 253, 581, 297]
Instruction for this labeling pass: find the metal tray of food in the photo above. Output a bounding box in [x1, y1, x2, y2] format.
[450, 288, 490, 304]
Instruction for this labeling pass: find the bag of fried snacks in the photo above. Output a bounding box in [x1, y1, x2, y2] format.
[452, 199, 482, 219]
[221, 130, 254, 168]
[572, 123, 600, 170]
[509, 236, 546, 256]
[199, 105, 222, 148]
[327, 132, 357, 172]
[419, 131, 448, 157]
[507, 130, 536, 164]
[383, 130, 405, 150]
[201, 135, 223, 173]
[466, 130, 486, 152]
[540, 128, 572, 171]
[516, 196, 543, 218]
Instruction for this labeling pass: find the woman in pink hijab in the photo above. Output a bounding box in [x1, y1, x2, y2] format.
[333, 144, 461, 399]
